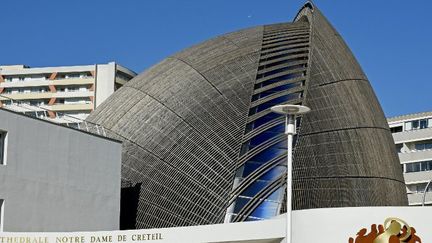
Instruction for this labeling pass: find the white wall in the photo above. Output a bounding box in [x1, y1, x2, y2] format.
[95, 62, 116, 108]
[0, 109, 122, 232]
[0, 207, 431, 242]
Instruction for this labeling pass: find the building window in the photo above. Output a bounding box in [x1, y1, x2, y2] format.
[0, 199, 3, 232]
[3, 100, 12, 106]
[408, 183, 432, 193]
[405, 118, 432, 131]
[390, 126, 402, 133]
[395, 144, 403, 153]
[405, 160, 432, 173]
[414, 141, 432, 151]
[65, 73, 81, 79]
[420, 119, 428, 129]
[0, 131, 6, 165]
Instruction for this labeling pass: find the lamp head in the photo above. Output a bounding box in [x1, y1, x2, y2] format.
[270, 104, 311, 115]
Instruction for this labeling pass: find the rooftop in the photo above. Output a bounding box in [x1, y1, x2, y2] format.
[0, 62, 136, 76]
[387, 111, 432, 123]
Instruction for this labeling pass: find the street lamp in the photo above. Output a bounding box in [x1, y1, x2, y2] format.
[270, 104, 311, 243]
[422, 179, 432, 206]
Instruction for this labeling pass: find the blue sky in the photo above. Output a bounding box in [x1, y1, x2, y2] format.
[1, 1, 431, 117]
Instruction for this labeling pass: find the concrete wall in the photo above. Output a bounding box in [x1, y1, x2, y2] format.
[95, 62, 116, 108]
[0, 109, 122, 232]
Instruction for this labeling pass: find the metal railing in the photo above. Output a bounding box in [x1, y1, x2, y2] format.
[422, 179, 432, 206]
[0, 94, 109, 137]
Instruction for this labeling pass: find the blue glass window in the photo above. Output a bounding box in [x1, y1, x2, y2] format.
[239, 165, 286, 197]
[273, 139, 288, 149]
[254, 73, 303, 89]
[259, 164, 286, 181]
[237, 155, 285, 179]
[249, 124, 284, 145]
[250, 147, 285, 163]
[241, 180, 271, 197]
[245, 113, 282, 133]
[248, 92, 303, 116]
[249, 200, 279, 219]
[243, 140, 287, 166]
[252, 81, 303, 101]
[241, 161, 263, 177]
[248, 188, 284, 219]
[267, 187, 284, 201]
[245, 216, 261, 221]
[241, 124, 285, 155]
[233, 197, 251, 214]
[234, 184, 285, 221]
[256, 64, 306, 79]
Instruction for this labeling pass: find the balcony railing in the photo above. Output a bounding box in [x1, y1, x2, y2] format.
[0, 94, 109, 138]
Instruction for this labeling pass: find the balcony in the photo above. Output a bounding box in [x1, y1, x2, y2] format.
[2, 103, 45, 113]
[399, 149, 432, 162]
[407, 192, 432, 205]
[115, 77, 129, 85]
[54, 91, 93, 98]
[0, 92, 53, 100]
[50, 77, 94, 85]
[392, 127, 432, 143]
[404, 170, 432, 184]
[48, 113, 89, 124]
[0, 79, 49, 88]
[47, 103, 93, 111]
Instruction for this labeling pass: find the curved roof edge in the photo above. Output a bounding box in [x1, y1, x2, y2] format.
[293, 1, 314, 22]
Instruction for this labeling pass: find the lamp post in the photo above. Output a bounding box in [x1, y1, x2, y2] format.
[422, 179, 432, 206]
[270, 104, 310, 243]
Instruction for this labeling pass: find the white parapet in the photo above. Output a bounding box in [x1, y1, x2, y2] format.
[0, 207, 432, 242]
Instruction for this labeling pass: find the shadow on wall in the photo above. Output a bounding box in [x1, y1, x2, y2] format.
[120, 183, 141, 230]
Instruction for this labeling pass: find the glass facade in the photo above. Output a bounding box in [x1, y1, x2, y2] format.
[226, 22, 310, 222]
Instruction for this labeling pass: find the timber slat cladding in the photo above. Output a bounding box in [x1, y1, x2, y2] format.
[87, 23, 263, 229]
[293, 5, 407, 209]
[86, 3, 407, 229]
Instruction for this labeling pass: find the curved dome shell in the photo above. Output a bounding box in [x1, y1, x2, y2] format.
[87, 3, 407, 229]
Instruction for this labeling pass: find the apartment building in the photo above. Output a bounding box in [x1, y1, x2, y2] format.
[0, 62, 136, 125]
[388, 112, 432, 205]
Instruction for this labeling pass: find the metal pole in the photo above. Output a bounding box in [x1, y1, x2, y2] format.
[422, 179, 432, 206]
[270, 104, 310, 243]
[285, 114, 296, 243]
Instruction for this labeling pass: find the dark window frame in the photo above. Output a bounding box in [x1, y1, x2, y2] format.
[0, 131, 6, 165]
